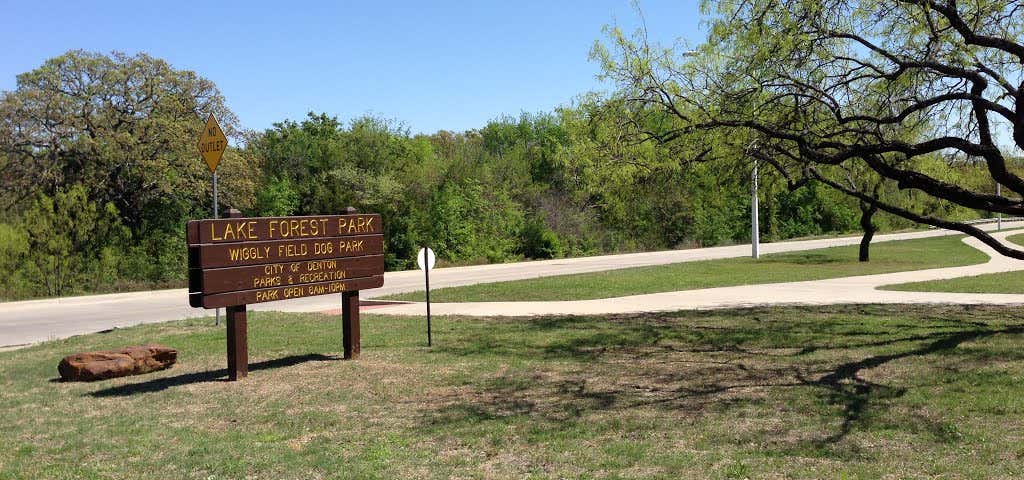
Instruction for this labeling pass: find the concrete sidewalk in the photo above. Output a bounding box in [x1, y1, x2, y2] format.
[371, 230, 1024, 317]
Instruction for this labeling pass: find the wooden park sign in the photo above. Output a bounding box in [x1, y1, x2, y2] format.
[187, 207, 385, 380]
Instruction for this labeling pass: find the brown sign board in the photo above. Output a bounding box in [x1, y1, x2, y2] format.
[187, 213, 386, 309]
[187, 214, 382, 244]
[191, 254, 385, 295]
[188, 234, 384, 269]
[192, 274, 384, 309]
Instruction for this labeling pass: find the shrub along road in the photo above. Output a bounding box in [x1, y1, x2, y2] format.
[0, 222, 1021, 347]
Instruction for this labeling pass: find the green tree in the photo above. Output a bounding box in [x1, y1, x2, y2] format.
[429, 181, 524, 262]
[0, 50, 259, 231]
[595, 1, 1024, 257]
[0, 223, 30, 300]
[247, 113, 437, 269]
[18, 185, 128, 297]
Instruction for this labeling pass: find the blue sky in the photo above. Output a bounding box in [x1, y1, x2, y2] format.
[1, 1, 705, 134]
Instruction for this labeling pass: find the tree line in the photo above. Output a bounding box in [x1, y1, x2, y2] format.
[0, 33, 1012, 300]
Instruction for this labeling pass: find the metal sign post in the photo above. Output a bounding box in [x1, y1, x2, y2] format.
[197, 113, 228, 325]
[213, 171, 219, 325]
[425, 261, 431, 347]
[417, 247, 436, 347]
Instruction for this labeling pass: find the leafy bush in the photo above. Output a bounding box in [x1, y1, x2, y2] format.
[254, 176, 300, 217]
[0, 223, 30, 300]
[519, 215, 563, 259]
[428, 181, 524, 263]
[16, 185, 129, 297]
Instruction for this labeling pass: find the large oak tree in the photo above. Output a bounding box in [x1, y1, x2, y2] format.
[0, 50, 257, 232]
[596, 0, 1024, 257]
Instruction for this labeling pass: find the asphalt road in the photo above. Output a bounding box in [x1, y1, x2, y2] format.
[1, 222, 1020, 347]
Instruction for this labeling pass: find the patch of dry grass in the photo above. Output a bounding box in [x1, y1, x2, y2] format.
[1, 305, 1023, 478]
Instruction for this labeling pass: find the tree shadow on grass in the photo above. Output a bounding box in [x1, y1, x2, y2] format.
[88, 353, 341, 397]
[422, 305, 1024, 451]
[808, 325, 1024, 444]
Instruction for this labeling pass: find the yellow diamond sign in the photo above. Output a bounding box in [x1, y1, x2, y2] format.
[198, 114, 228, 173]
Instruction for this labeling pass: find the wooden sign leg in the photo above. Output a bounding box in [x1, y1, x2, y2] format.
[343, 290, 360, 359]
[226, 305, 248, 380]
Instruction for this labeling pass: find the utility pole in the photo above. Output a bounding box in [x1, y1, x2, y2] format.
[997, 182, 1002, 231]
[751, 160, 760, 259]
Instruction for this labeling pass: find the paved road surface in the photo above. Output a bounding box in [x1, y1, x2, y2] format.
[1, 222, 1021, 347]
[375, 230, 1024, 316]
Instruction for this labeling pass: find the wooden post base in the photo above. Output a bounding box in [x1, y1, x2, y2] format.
[343, 290, 360, 359]
[341, 206, 361, 360]
[226, 304, 248, 381]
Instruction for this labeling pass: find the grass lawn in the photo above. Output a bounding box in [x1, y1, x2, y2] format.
[2, 305, 1024, 478]
[883, 233, 1024, 294]
[385, 235, 989, 302]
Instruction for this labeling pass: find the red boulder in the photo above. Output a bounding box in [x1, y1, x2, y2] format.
[58, 345, 177, 382]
